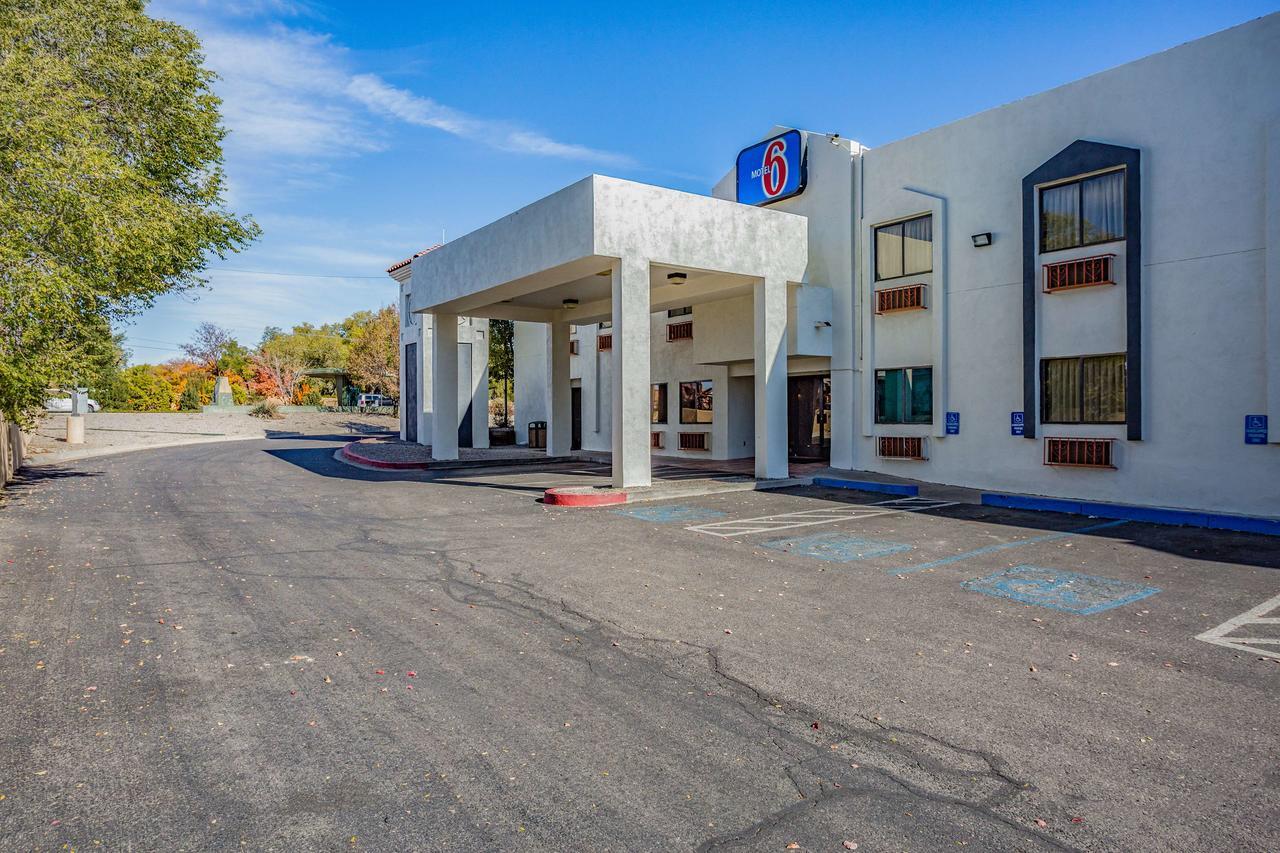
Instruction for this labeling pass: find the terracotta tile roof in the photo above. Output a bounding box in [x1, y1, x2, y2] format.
[386, 243, 443, 274]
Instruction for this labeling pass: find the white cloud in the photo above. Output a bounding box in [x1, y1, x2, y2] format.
[346, 73, 633, 167]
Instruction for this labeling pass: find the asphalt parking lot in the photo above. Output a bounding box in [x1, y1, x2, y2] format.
[0, 436, 1276, 851]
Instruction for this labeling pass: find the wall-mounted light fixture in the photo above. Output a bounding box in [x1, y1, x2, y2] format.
[562, 298, 579, 309]
[971, 232, 993, 248]
[666, 272, 688, 285]
[814, 320, 832, 328]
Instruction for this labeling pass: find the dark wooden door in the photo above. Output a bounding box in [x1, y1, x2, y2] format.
[788, 375, 831, 461]
[404, 343, 418, 443]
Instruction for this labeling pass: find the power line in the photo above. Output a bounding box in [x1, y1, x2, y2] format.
[204, 266, 389, 279]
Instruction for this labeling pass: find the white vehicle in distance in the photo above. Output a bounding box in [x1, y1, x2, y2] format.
[357, 393, 386, 409]
[45, 395, 101, 413]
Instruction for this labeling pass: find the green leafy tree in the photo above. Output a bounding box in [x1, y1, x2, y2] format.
[347, 305, 399, 396]
[117, 365, 171, 412]
[489, 320, 514, 427]
[0, 0, 259, 424]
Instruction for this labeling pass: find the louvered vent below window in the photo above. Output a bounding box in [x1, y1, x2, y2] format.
[597, 333, 612, 351]
[651, 431, 664, 449]
[1043, 254, 1115, 293]
[875, 283, 927, 314]
[678, 432, 709, 451]
[666, 320, 693, 341]
[1044, 437, 1115, 468]
[877, 436, 926, 460]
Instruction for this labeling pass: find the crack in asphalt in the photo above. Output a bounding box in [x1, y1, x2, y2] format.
[413, 545, 1081, 852]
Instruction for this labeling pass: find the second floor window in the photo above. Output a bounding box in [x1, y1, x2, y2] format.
[1040, 169, 1125, 252]
[875, 214, 932, 281]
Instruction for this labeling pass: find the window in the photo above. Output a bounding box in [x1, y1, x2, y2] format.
[875, 214, 932, 281]
[1041, 354, 1125, 423]
[1040, 170, 1125, 252]
[679, 380, 713, 424]
[667, 306, 692, 318]
[651, 383, 668, 424]
[568, 339, 579, 355]
[875, 367, 932, 424]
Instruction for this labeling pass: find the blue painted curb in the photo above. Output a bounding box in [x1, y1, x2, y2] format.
[813, 477, 918, 497]
[980, 493, 1280, 537]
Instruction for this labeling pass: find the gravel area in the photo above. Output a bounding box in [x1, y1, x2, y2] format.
[26, 410, 397, 462]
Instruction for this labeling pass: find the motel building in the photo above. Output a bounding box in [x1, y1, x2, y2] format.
[387, 15, 1279, 520]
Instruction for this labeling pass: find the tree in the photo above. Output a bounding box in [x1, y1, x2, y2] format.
[117, 365, 171, 412]
[252, 349, 306, 403]
[180, 322, 236, 372]
[347, 306, 399, 396]
[0, 0, 259, 425]
[489, 319, 514, 427]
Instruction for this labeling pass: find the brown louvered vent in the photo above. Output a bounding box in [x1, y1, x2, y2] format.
[1043, 254, 1115, 293]
[597, 333, 612, 351]
[667, 320, 693, 342]
[875, 283, 927, 314]
[651, 431, 664, 449]
[1044, 437, 1115, 468]
[678, 432, 709, 451]
[877, 436, 926, 460]
[568, 339, 579, 355]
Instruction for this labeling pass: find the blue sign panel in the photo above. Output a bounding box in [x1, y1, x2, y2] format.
[1011, 411, 1025, 436]
[1245, 414, 1268, 445]
[945, 411, 960, 435]
[736, 129, 806, 206]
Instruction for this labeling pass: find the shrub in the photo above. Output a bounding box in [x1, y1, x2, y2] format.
[117, 365, 171, 412]
[249, 399, 282, 419]
[178, 373, 206, 411]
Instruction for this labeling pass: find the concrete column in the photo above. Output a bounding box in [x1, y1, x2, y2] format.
[612, 256, 651, 488]
[431, 312, 459, 460]
[546, 320, 572, 456]
[754, 275, 789, 479]
[471, 319, 490, 449]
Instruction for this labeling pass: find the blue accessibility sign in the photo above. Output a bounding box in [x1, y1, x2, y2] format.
[1011, 411, 1025, 436]
[945, 411, 960, 435]
[1245, 414, 1268, 445]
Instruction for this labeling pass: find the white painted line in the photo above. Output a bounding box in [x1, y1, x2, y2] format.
[687, 506, 901, 537]
[1195, 592, 1280, 661]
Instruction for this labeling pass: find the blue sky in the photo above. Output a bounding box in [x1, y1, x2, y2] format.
[127, 0, 1278, 363]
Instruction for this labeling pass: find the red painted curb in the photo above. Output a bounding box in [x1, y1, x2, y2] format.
[544, 487, 628, 507]
[341, 442, 430, 470]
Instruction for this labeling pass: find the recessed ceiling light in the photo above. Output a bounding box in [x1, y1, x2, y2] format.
[667, 272, 688, 285]
[562, 298, 579, 309]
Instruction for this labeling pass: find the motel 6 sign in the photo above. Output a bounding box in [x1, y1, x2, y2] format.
[736, 129, 807, 206]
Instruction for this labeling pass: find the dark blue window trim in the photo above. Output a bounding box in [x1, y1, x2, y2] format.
[1022, 140, 1142, 441]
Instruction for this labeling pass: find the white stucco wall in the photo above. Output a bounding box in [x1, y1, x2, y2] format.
[854, 13, 1280, 516]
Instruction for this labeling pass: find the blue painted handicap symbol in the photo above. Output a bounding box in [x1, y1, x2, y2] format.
[611, 504, 727, 523]
[963, 566, 1159, 615]
[762, 533, 911, 563]
[1245, 414, 1268, 445]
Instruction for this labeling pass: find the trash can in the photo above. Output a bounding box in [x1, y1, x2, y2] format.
[527, 421, 547, 449]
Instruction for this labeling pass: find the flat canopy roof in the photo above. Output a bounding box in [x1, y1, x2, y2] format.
[407, 175, 809, 324]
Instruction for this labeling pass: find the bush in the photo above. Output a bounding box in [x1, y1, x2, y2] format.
[117, 365, 171, 412]
[178, 373, 206, 411]
[249, 399, 282, 419]
[299, 387, 323, 407]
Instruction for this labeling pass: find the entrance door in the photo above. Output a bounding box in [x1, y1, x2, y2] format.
[570, 387, 582, 451]
[788, 375, 831, 461]
[404, 343, 418, 443]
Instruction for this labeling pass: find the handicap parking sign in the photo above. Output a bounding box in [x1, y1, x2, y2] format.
[1011, 411, 1025, 436]
[945, 412, 960, 435]
[1245, 414, 1268, 445]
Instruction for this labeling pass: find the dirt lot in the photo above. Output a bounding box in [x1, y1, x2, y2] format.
[25, 410, 398, 463]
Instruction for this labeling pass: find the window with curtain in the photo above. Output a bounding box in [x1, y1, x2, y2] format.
[1039, 170, 1125, 252]
[875, 214, 932, 280]
[667, 306, 692, 318]
[875, 367, 933, 424]
[651, 383, 668, 424]
[679, 380, 713, 424]
[1041, 354, 1125, 423]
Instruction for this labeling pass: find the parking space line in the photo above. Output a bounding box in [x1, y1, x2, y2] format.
[1195, 592, 1280, 661]
[685, 498, 957, 538]
[883, 519, 1129, 575]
